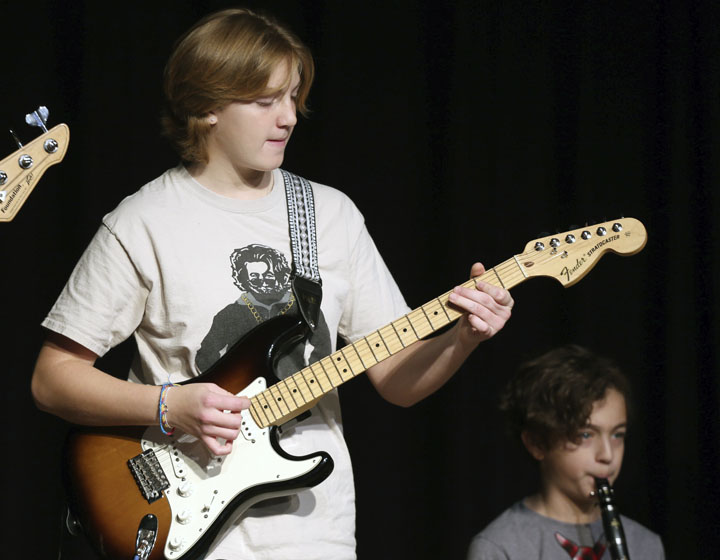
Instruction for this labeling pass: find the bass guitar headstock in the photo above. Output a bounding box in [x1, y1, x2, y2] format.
[518, 218, 647, 287]
[0, 106, 69, 222]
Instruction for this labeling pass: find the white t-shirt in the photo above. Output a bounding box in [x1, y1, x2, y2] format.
[43, 165, 409, 559]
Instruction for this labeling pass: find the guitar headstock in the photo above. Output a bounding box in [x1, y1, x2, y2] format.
[517, 218, 647, 287]
[0, 107, 69, 222]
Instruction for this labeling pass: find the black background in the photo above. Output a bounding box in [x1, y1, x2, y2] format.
[2, 1, 718, 558]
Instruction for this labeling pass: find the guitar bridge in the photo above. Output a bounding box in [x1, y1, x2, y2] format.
[128, 449, 170, 504]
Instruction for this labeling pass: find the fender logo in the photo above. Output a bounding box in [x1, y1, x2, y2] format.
[561, 257, 587, 281]
[561, 234, 621, 280]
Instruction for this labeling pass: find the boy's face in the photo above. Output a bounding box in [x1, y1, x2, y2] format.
[207, 60, 300, 177]
[538, 388, 627, 508]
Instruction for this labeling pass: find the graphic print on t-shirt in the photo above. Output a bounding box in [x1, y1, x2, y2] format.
[554, 531, 607, 559]
[195, 243, 331, 378]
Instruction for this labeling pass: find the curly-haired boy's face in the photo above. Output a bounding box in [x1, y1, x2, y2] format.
[534, 388, 627, 509]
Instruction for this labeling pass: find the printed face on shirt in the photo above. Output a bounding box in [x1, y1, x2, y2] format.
[207, 60, 300, 175]
[539, 388, 627, 509]
[245, 261, 282, 296]
[230, 244, 292, 303]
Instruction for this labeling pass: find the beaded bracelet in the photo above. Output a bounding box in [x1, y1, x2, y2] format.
[158, 382, 177, 435]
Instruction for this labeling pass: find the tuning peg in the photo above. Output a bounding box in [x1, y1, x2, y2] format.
[25, 106, 50, 133]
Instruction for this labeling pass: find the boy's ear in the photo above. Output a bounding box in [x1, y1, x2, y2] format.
[521, 431, 545, 461]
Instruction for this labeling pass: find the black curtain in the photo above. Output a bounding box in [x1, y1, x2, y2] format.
[3, 1, 717, 558]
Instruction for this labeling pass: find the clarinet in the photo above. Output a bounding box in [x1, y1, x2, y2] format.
[593, 477, 631, 560]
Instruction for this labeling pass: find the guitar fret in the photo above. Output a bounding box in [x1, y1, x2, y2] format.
[282, 377, 303, 409]
[511, 255, 529, 281]
[310, 362, 335, 392]
[354, 338, 379, 368]
[250, 398, 270, 427]
[342, 346, 364, 376]
[290, 374, 314, 402]
[267, 384, 291, 416]
[405, 310, 424, 338]
[418, 305, 437, 333]
[345, 343, 367, 371]
[327, 354, 352, 382]
[490, 266, 506, 289]
[318, 356, 341, 384]
[389, 322, 406, 348]
[295, 368, 319, 399]
[408, 308, 433, 338]
[425, 297, 452, 328]
[256, 391, 280, 423]
[392, 316, 419, 347]
[366, 331, 391, 361]
[337, 354, 352, 381]
[276, 380, 297, 411]
[299, 368, 322, 398]
[379, 324, 404, 354]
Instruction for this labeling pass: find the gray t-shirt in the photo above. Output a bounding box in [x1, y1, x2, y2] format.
[467, 501, 665, 559]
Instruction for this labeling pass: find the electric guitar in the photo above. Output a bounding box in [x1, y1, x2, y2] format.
[64, 218, 648, 560]
[0, 107, 69, 221]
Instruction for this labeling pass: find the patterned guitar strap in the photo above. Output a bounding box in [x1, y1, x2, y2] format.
[281, 169, 323, 331]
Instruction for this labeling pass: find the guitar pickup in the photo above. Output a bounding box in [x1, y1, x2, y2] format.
[128, 449, 170, 504]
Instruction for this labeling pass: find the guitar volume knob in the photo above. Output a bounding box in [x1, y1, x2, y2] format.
[168, 536, 185, 552]
[176, 510, 193, 525]
[177, 480, 194, 497]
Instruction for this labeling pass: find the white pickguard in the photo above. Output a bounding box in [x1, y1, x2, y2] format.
[139, 377, 324, 559]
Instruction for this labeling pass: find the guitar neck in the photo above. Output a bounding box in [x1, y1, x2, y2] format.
[248, 216, 648, 428]
[248, 257, 526, 428]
